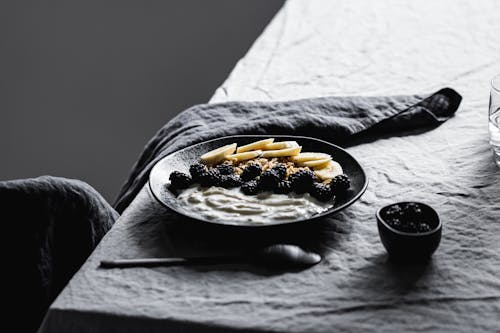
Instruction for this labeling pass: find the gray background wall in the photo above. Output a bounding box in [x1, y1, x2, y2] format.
[0, 0, 283, 202]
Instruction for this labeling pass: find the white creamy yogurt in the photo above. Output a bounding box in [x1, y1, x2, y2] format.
[177, 186, 332, 224]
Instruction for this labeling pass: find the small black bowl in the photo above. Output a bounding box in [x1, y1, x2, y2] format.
[376, 202, 441, 261]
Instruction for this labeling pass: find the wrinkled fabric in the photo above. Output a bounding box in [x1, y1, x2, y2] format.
[40, 0, 500, 332]
[1, 176, 118, 332]
[114, 88, 460, 213]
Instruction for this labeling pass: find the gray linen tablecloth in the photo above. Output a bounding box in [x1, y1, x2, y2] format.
[40, 0, 500, 332]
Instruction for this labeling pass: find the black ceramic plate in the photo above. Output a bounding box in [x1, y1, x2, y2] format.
[149, 135, 368, 227]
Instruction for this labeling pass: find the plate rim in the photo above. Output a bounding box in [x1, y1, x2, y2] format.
[148, 134, 369, 227]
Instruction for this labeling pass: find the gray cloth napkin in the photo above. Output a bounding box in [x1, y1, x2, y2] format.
[1, 176, 118, 332]
[114, 88, 461, 213]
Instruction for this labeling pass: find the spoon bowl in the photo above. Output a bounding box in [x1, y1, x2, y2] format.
[255, 244, 322, 267]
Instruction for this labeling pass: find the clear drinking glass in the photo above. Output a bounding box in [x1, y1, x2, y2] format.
[489, 74, 500, 166]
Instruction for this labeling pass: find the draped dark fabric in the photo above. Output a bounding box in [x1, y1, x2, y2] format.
[114, 88, 461, 213]
[2, 176, 118, 332]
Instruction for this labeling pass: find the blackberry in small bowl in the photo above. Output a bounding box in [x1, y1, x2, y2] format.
[169, 171, 192, 189]
[403, 202, 423, 219]
[376, 202, 441, 261]
[385, 204, 404, 219]
[240, 163, 262, 181]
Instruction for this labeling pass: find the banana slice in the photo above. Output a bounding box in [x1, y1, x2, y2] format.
[200, 143, 237, 164]
[314, 161, 343, 181]
[300, 158, 332, 169]
[261, 146, 302, 158]
[291, 152, 331, 163]
[236, 138, 274, 153]
[262, 141, 299, 150]
[225, 150, 262, 162]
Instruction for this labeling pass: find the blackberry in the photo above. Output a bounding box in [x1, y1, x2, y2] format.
[274, 180, 292, 194]
[310, 183, 335, 202]
[240, 163, 262, 181]
[404, 202, 423, 218]
[417, 222, 432, 233]
[221, 174, 243, 188]
[389, 219, 432, 233]
[189, 163, 207, 181]
[241, 180, 260, 195]
[387, 218, 402, 230]
[289, 169, 316, 193]
[271, 163, 287, 180]
[385, 204, 404, 218]
[405, 221, 418, 233]
[384, 202, 435, 234]
[199, 169, 222, 187]
[259, 169, 281, 190]
[216, 163, 234, 175]
[330, 174, 350, 194]
[169, 171, 192, 189]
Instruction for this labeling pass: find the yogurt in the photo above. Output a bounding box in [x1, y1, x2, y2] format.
[177, 186, 332, 224]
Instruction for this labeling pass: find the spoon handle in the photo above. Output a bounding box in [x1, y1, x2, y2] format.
[100, 245, 321, 268]
[100, 256, 241, 268]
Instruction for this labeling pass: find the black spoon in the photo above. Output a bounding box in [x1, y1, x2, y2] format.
[100, 244, 321, 269]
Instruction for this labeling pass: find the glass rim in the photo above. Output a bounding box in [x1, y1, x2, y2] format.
[492, 74, 500, 93]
